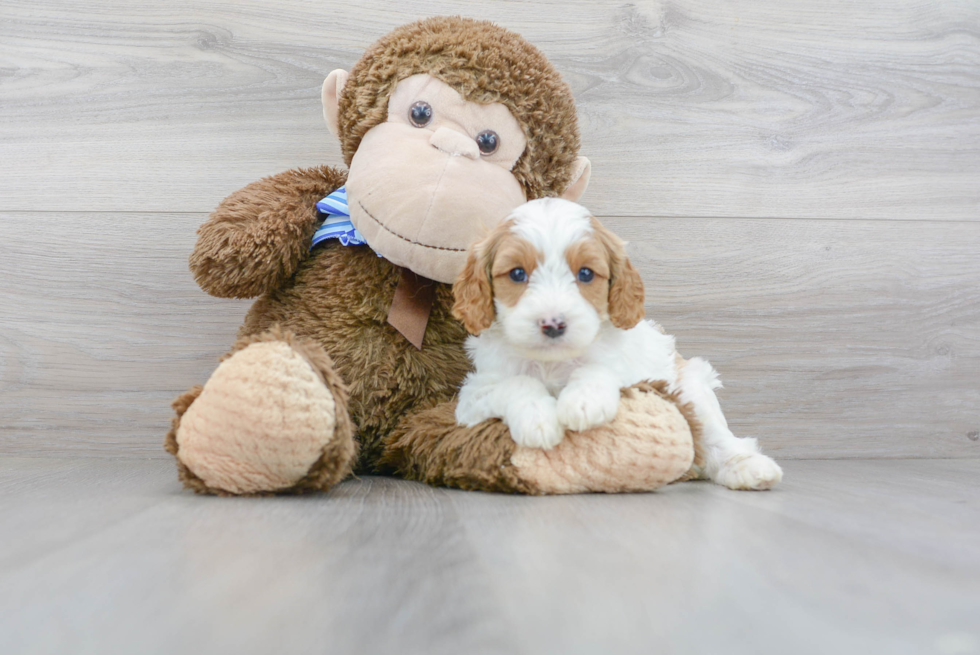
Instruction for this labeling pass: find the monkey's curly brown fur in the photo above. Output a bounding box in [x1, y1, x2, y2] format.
[338, 16, 581, 201]
[172, 164, 472, 478]
[167, 19, 698, 495]
[177, 18, 583, 478]
[238, 204, 474, 472]
[190, 165, 349, 299]
[169, 164, 699, 492]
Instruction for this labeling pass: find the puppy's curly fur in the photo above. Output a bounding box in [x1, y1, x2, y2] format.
[450, 199, 783, 491]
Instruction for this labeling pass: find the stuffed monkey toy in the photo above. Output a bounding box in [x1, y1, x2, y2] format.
[165, 16, 700, 495]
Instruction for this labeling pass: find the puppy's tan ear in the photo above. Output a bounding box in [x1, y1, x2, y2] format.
[592, 218, 646, 329]
[452, 238, 496, 335]
[609, 256, 646, 329]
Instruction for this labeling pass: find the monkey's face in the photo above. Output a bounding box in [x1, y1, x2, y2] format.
[343, 75, 529, 283]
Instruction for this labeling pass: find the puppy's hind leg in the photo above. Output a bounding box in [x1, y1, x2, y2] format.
[673, 357, 782, 490]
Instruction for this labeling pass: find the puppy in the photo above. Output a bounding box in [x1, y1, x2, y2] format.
[451, 198, 782, 490]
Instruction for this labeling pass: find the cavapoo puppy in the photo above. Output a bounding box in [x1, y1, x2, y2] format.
[451, 198, 782, 490]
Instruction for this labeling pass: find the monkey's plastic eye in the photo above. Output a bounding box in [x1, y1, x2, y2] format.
[476, 130, 499, 155]
[409, 101, 433, 127]
[509, 268, 527, 283]
[577, 267, 594, 283]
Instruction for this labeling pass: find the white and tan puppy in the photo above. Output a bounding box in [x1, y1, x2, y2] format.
[452, 198, 782, 490]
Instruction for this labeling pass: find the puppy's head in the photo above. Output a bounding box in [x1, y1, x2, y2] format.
[452, 198, 645, 360]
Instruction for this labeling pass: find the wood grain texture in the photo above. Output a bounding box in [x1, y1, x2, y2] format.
[0, 212, 250, 456]
[1, 458, 978, 655]
[1, 0, 978, 218]
[1, 1, 977, 461]
[606, 215, 980, 459]
[1, 212, 977, 459]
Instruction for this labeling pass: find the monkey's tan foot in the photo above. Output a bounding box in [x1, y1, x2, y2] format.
[383, 381, 699, 495]
[165, 328, 356, 495]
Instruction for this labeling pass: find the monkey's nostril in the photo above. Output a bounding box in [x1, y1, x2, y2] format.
[429, 127, 479, 159]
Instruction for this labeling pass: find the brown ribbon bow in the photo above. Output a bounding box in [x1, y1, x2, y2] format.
[387, 267, 437, 350]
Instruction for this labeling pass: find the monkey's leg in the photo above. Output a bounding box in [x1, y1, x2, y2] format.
[383, 382, 699, 495]
[164, 327, 357, 495]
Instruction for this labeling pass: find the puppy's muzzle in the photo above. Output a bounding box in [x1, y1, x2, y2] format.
[538, 316, 567, 339]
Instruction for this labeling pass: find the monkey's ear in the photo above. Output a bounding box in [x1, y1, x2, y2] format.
[322, 69, 349, 138]
[561, 156, 592, 202]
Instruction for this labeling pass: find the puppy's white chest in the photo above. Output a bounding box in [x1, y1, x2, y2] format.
[516, 359, 579, 396]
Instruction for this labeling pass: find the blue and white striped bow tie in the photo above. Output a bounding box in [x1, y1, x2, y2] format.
[311, 186, 369, 248]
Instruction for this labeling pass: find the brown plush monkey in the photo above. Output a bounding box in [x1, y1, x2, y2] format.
[165, 17, 698, 495]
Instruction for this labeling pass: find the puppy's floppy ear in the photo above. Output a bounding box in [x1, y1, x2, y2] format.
[591, 218, 646, 329]
[452, 233, 498, 335]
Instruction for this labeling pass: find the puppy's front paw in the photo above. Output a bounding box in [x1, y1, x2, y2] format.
[508, 397, 564, 450]
[715, 453, 783, 491]
[556, 385, 620, 432]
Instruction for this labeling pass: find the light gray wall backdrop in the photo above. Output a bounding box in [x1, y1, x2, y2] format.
[1, 0, 978, 459]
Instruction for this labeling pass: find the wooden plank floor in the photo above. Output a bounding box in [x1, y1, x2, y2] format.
[1, 458, 978, 655]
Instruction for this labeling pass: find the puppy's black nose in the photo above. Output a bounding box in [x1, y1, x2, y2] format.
[539, 318, 567, 339]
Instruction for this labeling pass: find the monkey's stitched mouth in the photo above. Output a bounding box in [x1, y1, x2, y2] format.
[356, 200, 466, 252]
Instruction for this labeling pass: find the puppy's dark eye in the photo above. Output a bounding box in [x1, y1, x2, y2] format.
[509, 268, 527, 283]
[409, 101, 433, 127]
[476, 130, 499, 155]
[578, 267, 595, 283]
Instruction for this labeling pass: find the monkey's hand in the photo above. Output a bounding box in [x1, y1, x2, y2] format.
[189, 165, 348, 298]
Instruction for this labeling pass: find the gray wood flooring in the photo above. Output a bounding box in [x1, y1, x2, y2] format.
[1, 458, 978, 655]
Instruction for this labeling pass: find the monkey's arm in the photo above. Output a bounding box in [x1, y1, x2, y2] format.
[189, 165, 348, 298]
